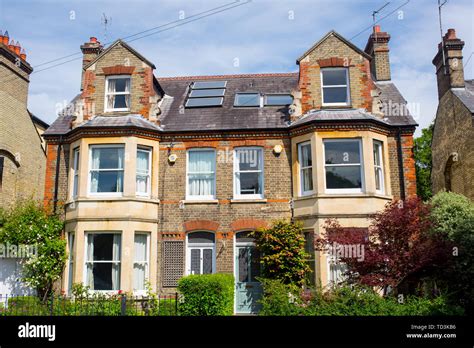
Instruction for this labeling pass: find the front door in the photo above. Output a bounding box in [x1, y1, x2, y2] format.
[235, 245, 262, 313]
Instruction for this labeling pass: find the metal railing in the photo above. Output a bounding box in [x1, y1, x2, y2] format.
[0, 293, 178, 316]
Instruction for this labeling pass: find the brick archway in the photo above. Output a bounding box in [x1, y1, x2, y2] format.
[183, 220, 219, 232]
[230, 219, 268, 232]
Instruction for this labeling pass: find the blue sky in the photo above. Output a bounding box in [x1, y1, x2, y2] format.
[1, 0, 473, 135]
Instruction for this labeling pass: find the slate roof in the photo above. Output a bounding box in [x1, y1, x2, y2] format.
[375, 81, 418, 126]
[78, 114, 162, 131]
[453, 79, 474, 114]
[291, 108, 387, 127]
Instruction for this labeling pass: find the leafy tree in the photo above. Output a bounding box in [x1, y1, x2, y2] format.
[0, 201, 66, 300]
[250, 220, 311, 286]
[315, 198, 448, 293]
[414, 124, 433, 201]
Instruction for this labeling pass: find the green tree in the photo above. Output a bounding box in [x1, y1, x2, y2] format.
[250, 220, 311, 286]
[0, 201, 66, 300]
[414, 124, 434, 201]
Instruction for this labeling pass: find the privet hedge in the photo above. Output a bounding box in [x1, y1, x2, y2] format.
[177, 274, 234, 316]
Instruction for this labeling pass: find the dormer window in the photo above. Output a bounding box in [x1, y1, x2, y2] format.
[105, 75, 131, 112]
[321, 68, 350, 106]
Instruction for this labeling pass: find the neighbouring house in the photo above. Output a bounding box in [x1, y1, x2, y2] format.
[0, 30, 48, 297]
[431, 29, 474, 201]
[42, 25, 417, 313]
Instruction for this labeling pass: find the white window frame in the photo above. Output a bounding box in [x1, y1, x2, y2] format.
[323, 139, 364, 194]
[104, 75, 131, 112]
[136, 147, 152, 197]
[298, 141, 314, 196]
[233, 147, 264, 200]
[185, 232, 216, 275]
[326, 254, 348, 286]
[88, 144, 125, 197]
[373, 140, 385, 194]
[186, 148, 216, 200]
[72, 147, 80, 198]
[320, 68, 351, 106]
[67, 232, 75, 294]
[83, 232, 122, 293]
[133, 232, 150, 294]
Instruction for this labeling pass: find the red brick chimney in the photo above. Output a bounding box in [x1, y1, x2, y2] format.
[432, 28, 465, 99]
[364, 25, 391, 81]
[80, 36, 103, 90]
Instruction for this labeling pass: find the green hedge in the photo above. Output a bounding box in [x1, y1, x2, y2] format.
[259, 279, 464, 316]
[178, 273, 234, 316]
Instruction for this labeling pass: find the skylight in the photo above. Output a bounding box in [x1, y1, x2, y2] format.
[234, 93, 260, 107]
[185, 80, 227, 108]
[265, 94, 293, 106]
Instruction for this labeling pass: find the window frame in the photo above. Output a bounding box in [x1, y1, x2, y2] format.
[88, 144, 125, 197]
[373, 140, 385, 194]
[185, 148, 217, 201]
[136, 147, 152, 197]
[83, 231, 122, 292]
[185, 232, 216, 275]
[233, 147, 264, 200]
[298, 141, 314, 196]
[323, 138, 364, 194]
[67, 232, 75, 294]
[264, 93, 293, 106]
[326, 254, 348, 286]
[234, 93, 262, 107]
[133, 232, 150, 293]
[72, 147, 80, 198]
[104, 75, 131, 112]
[320, 68, 351, 106]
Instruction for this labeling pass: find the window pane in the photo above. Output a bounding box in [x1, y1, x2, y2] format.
[234, 93, 259, 107]
[189, 89, 225, 97]
[238, 248, 249, 282]
[373, 143, 381, 166]
[91, 171, 123, 193]
[90, 263, 114, 290]
[239, 172, 261, 195]
[190, 249, 201, 275]
[250, 248, 261, 282]
[265, 94, 293, 106]
[188, 232, 215, 244]
[188, 151, 214, 173]
[186, 97, 223, 107]
[134, 234, 147, 262]
[325, 141, 360, 164]
[137, 150, 150, 173]
[326, 166, 362, 189]
[113, 78, 129, 92]
[302, 167, 313, 192]
[133, 264, 146, 290]
[188, 175, 214, 196]
[322, 69, 347, 86]
[300, 144, 312, 167]
[193, 81, 226, 89]
[113, 95, 128, 109]
[375, 168, 382, 191]
[92, 234, 114, 261]
[91, 147, 124, 169]
[236, 231, 255, 243]
[323, 87, 348, 104]
[236, 148, 261, 171]
[202, 249, 213, 274]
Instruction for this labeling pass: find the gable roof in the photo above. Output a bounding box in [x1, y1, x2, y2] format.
[452, 79, 474, 114]
[83, 39, 156, 70]
[296, 30, 372, 64]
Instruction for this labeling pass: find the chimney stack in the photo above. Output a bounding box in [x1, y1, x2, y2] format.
[432, 28, 465, 99]
[80, 36, 103, 90]
[364, 25, 391, 81]
[0, 30, 28, 61]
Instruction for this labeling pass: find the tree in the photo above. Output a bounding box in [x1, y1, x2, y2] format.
[315, 198, 448, 293]
[414, 124, 433, 201]
[0, 201, 66, 300]
[250, 220, 311, 286]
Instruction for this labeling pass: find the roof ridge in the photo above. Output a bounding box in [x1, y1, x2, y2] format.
[157, 72, 298, 81]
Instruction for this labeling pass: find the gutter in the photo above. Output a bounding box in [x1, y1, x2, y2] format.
[396, 127, 406, 201]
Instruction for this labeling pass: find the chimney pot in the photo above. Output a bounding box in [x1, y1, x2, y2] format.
[90, 37, 98, 43]
[2, 31, 9, 45]
[14, 41, 21, 55]
[374, 25, 381, 33]
[445, 28, 457, 40]
[20, 48, 26, 60]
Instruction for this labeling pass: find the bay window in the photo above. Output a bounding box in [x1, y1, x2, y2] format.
[105, 76, 131, 112]
[136, 147, 151, 196]
[89, 145, 124, 195]
[133, 233, 149, 291]
[298, 142, 313, 195]
[186, 232, 215, 275]
[373, 141, 385, 194]
[234, 147, 264, 199]
[324, 139, 363, 193]
[186, 149, 216, 200]
[85, 233, 121, 291]
[321, 68, 350, 106]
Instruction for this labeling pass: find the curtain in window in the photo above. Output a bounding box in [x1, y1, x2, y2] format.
[112, 234, 121, 290]
[188, 151, 214, 196]
[133, 235, 147, 290]
[107, 79, 116, 110]
[124, 79, 130, 108]
[136, 151, 149, 194]
[86, 235, 94, 289]
[90, 149, 101, 192]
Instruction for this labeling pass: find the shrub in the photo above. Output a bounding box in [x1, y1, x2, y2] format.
[250, 220, 311, 286]
[6, 296, 48, 316]
[258, 278, 302, 316]
[178, 273, 234, 316]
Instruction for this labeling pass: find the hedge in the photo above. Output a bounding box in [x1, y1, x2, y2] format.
[178, 273, 234, 316]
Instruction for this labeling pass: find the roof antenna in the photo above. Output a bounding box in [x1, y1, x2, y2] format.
[438, 0, 449, 75]
[372, 2, 390, 40]
[101, 13, 112, 44]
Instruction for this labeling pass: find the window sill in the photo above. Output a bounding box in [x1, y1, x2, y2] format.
[66, 196, 160, 205]
[294, 193, 393, 201]
[183, 199, 219, 204]
[230, 198, 267, 203]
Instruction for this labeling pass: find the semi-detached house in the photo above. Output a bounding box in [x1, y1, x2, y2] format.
[42, 25, 417, 313]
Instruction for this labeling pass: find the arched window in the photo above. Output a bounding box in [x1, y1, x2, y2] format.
[444, 153, 457, 192]
[186, 232, 215, 275]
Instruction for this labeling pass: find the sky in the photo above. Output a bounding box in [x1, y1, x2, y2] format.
[0, 0, 473, 136]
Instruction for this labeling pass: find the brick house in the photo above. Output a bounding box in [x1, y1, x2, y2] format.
[43, 25, 417, 313]
[0, 30, 49, 297]
[431, 29, 474, 200]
